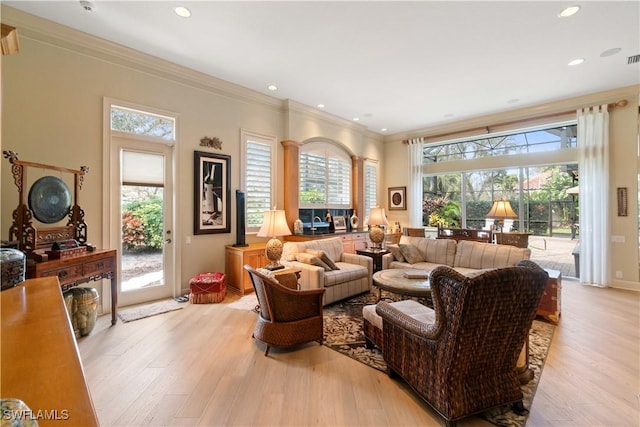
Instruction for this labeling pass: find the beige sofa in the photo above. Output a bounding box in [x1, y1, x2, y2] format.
[382, 235, 531, 274]
[281, 237, 373, 305]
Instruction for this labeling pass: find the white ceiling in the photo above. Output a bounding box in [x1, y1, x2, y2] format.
[5, 1, 639, 135]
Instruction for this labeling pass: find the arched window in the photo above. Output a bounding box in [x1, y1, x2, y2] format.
[299, 140, 351, 208]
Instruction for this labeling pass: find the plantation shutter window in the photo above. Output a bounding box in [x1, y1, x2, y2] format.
[299, 141, 351, 208]
[364, 162, 378, 218]
[241, 130, 277, 231]
[246, 140, 273, 228]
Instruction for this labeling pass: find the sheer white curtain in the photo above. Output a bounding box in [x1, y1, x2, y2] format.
[577, 105, 610, 286]
[407, 138, 424, 227]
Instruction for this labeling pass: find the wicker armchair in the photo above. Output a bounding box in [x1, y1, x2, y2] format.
[244, 265, 325, 356]
[376, 264, 548, 426]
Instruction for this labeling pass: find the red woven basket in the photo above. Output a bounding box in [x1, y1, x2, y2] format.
[189, 272, 226, 304]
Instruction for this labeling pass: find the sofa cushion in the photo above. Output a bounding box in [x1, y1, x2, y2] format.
[399, 236, 456, 266]
[398, 243, 424, 264]
[386, 244, 406, 262]
[305, 249, 340, 270]
[324, 262, 368, 287]
[453, 240, 531, 269]
[295, 253, 332, 271]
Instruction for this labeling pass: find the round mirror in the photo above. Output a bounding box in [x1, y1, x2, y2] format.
[28, 176, 72, 224]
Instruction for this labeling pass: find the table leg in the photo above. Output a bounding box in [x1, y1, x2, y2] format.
[111, 274, 118, 325]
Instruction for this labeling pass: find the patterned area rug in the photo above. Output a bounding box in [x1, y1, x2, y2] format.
[323, 291, 555, 427]
[117, 299, 184, 323]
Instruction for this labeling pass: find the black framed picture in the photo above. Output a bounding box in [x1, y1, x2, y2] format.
[194, 151, 231, 234]
[388, 186, 406, 210]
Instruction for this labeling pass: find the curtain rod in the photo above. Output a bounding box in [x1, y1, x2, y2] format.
[403, 99, 628, 144]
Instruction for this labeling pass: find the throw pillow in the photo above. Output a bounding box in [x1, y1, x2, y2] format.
[305, 249, 340, 270]
[398, 243, 424, 264]
[294, 252, 332, 271]
[386, 244, 406, 262]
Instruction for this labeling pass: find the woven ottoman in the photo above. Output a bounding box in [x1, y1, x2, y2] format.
[363, 300, 435, 351]
[189, 272, 226, 304]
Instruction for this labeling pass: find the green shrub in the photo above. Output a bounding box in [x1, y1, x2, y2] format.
[122, 196, 163, 251]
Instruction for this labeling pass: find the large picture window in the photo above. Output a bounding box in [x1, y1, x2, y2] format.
[422, 123, 579, 238]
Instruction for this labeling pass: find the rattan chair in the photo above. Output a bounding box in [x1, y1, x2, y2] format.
[244, 265, 325, 356]
[376, 264, 548, 426]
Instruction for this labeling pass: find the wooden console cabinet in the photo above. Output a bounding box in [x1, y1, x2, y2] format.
[27, 249, 118, 325]
[225, 243, 267, 295]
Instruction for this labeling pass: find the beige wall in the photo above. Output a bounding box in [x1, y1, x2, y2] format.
[383, 86, 640, 289]
[0, 7, 384, 302]
[2, 6, 637, 296]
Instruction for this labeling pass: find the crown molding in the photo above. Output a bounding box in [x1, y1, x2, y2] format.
[1, 6, 283, 112]
[284, 99, 369, 134]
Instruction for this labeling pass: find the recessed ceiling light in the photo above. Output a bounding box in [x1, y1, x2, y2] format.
[267, 85, 278, 91]
[600, 48, 622, 57]
[381, 128, 387, 132]
[174, 6, 191, 18]
[568, 58, 585, 66]
[317, 104, 325, 108]
[353, 117, 360, 121]
[79, 1, 95, 12]
[558, 5, 581, 18]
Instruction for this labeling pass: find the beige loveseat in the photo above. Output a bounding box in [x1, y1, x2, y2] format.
[281, 237, 373, 305]
[382, 235, 531, 274]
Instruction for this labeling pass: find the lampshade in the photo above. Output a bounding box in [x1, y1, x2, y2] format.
[368, 207, 389, 226]
[368, 207, 388, 250]
[486, 199, 518, 219]
[257, 209, 291, 270]
[256, 210, 292, 238]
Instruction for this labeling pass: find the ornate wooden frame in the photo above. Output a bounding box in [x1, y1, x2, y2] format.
[3, 150, 89, 258]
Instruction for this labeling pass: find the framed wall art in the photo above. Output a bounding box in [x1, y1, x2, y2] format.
[617, 187, 628, 217]
[194, 151, 231, 234]
[388, 186, 406, 210]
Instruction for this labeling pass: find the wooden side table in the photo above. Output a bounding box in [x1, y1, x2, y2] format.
[356, 249, 389, 273]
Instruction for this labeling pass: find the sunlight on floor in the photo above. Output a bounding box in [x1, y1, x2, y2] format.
[121, 271, 162, 291]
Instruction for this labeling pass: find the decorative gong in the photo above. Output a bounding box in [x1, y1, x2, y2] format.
[28, 176, 72, 223]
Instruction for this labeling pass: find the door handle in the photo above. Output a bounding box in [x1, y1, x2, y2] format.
[164, 239, 172, 244]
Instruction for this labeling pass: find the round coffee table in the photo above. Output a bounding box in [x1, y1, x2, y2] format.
[372, 269, 431, 304]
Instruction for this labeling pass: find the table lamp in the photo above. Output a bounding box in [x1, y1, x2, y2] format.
[256, 209, 291, 270]
[368, 207, 389, 250]
[486, 199, 518, 233]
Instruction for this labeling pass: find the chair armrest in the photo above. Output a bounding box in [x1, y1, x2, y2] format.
[382, 253, 394, 269]
[342, 253, 373, 271]
[376, 301, 441, 340]
[341, 253, 373, 281]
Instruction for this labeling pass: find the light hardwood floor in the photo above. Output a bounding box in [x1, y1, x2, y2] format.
[79, 277, 639, 426]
